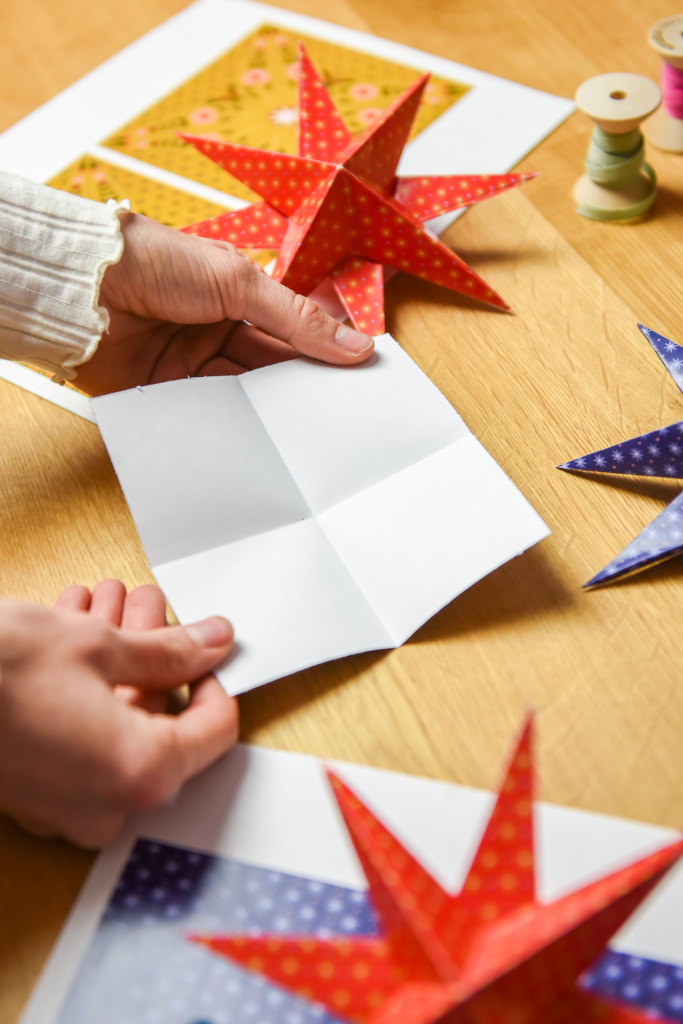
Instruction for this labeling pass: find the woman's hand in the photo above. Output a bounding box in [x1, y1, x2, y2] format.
[0, 580, 238, 848]
[76, 211, 374, 395]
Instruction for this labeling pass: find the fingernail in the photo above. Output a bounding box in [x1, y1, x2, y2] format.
[185, 616, 232, 648]
[335, 324, 374, 355]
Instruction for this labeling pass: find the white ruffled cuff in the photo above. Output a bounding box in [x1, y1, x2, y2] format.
[0, 170, 128, 380]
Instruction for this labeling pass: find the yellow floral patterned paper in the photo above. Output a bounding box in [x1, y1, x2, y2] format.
[17, 364, 88, 395]
[48, 155, 227, 227]
[100, 25, 469, 205]
[47, 156, 278, 266]
[29, 29, 467, 402]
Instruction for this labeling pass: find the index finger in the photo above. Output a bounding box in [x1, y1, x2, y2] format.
[121, 585, 167, 631]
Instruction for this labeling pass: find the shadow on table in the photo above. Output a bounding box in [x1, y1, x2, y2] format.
[385, 258, 542, 323]
[555, 472, 683, 589]
[408, 543, 574, 645]
[560, 471, 681, 504]
[586, 548, 683, 592]
[648, 184, 683, 221]
[238, 648, 389, 740]
[240, 544, 572, 737]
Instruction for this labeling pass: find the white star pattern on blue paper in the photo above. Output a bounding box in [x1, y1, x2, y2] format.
[54, 839, 379, 1024]
[582, 950, 683, 1021]
[558, 325, 683, 585]
[52, 838, 683, 1024]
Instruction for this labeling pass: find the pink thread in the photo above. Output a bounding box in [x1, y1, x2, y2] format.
[662, 61, 683, 119]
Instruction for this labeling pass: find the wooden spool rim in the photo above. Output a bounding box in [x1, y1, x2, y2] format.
[575, 72, 661, 132]
[649, 14, 683, 66]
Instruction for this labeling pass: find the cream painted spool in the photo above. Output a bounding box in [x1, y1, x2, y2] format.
[644, 15, 683, 152]
[573, 72, 661, 221]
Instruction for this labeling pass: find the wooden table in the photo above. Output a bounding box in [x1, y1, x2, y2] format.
[3, 0, 683, 1018]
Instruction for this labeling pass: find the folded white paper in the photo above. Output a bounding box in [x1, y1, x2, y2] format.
[93, 335, 549, 693]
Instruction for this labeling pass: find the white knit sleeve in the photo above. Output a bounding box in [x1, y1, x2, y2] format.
[0, 170, 128, 381]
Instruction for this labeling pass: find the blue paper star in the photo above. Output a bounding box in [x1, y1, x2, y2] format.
[559, 325, 683, 587]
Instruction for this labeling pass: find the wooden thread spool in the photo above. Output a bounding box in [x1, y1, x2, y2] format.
[643, 15, 683, 152]
[574, 72, 661, 222]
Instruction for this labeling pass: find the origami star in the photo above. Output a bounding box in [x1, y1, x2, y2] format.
[190, 717, 683, 1024]
[560, 324, 683, 587]
[177, 44, 535, 334]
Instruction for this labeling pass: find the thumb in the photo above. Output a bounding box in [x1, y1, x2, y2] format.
[93, 616, 233, 688]
[237, 259, 375, 365]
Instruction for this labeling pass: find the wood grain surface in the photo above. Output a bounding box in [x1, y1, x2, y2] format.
[2, 0, 683, 1019]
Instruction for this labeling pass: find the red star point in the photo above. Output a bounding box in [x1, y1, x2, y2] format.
[189, 716, 683, 1023]
[178, 44, 537, 334]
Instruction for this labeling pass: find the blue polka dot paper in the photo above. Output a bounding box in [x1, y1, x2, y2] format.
[54, 838, 378, 1024]
[51, 836, 683, 1024]
[582, 950, 683, 1021]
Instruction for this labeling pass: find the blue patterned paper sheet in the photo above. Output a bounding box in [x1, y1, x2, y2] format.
[55, 838, 378, 1024]
[54, 837, 683, 1024]
[560, 423, 683, 480]
[640, 324, 683, 396]
[585, 490, 683, 587]
[582, 950, 683, 1021]
[558, 324, 683, 586]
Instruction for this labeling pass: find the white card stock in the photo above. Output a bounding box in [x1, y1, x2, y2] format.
[0, 0, 575, 198]
[0, 0, 574, 412]
[17, 741, 683, 1024]
[93, 334, 549, 694]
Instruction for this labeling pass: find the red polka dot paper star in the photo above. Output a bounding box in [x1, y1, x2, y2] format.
[189, 717, 683, 1024]
[178, 45, 536, 334]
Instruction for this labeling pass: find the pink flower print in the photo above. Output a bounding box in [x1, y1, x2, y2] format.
[253, 36, 268, 50]
[425, 83, 442, 105]
[273, 33, 289, 47]
[349, 82, 378, 102]
[189, 106, 219, 126]
[92, 171, 106, 183]
[134, 127, 148, 137]
[285, 61, 300, 81]
[241, 68, 271, 87]
[356, 106, 384, 125]
[71, 174, 84, 187]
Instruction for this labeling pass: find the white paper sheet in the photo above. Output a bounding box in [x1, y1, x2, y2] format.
[0, 0, 574, 194]
[0, 0, 574, 411]
[92, 335, 549, 693]
[18, 741, 683, 1024]
[0, 361, 94, 422]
